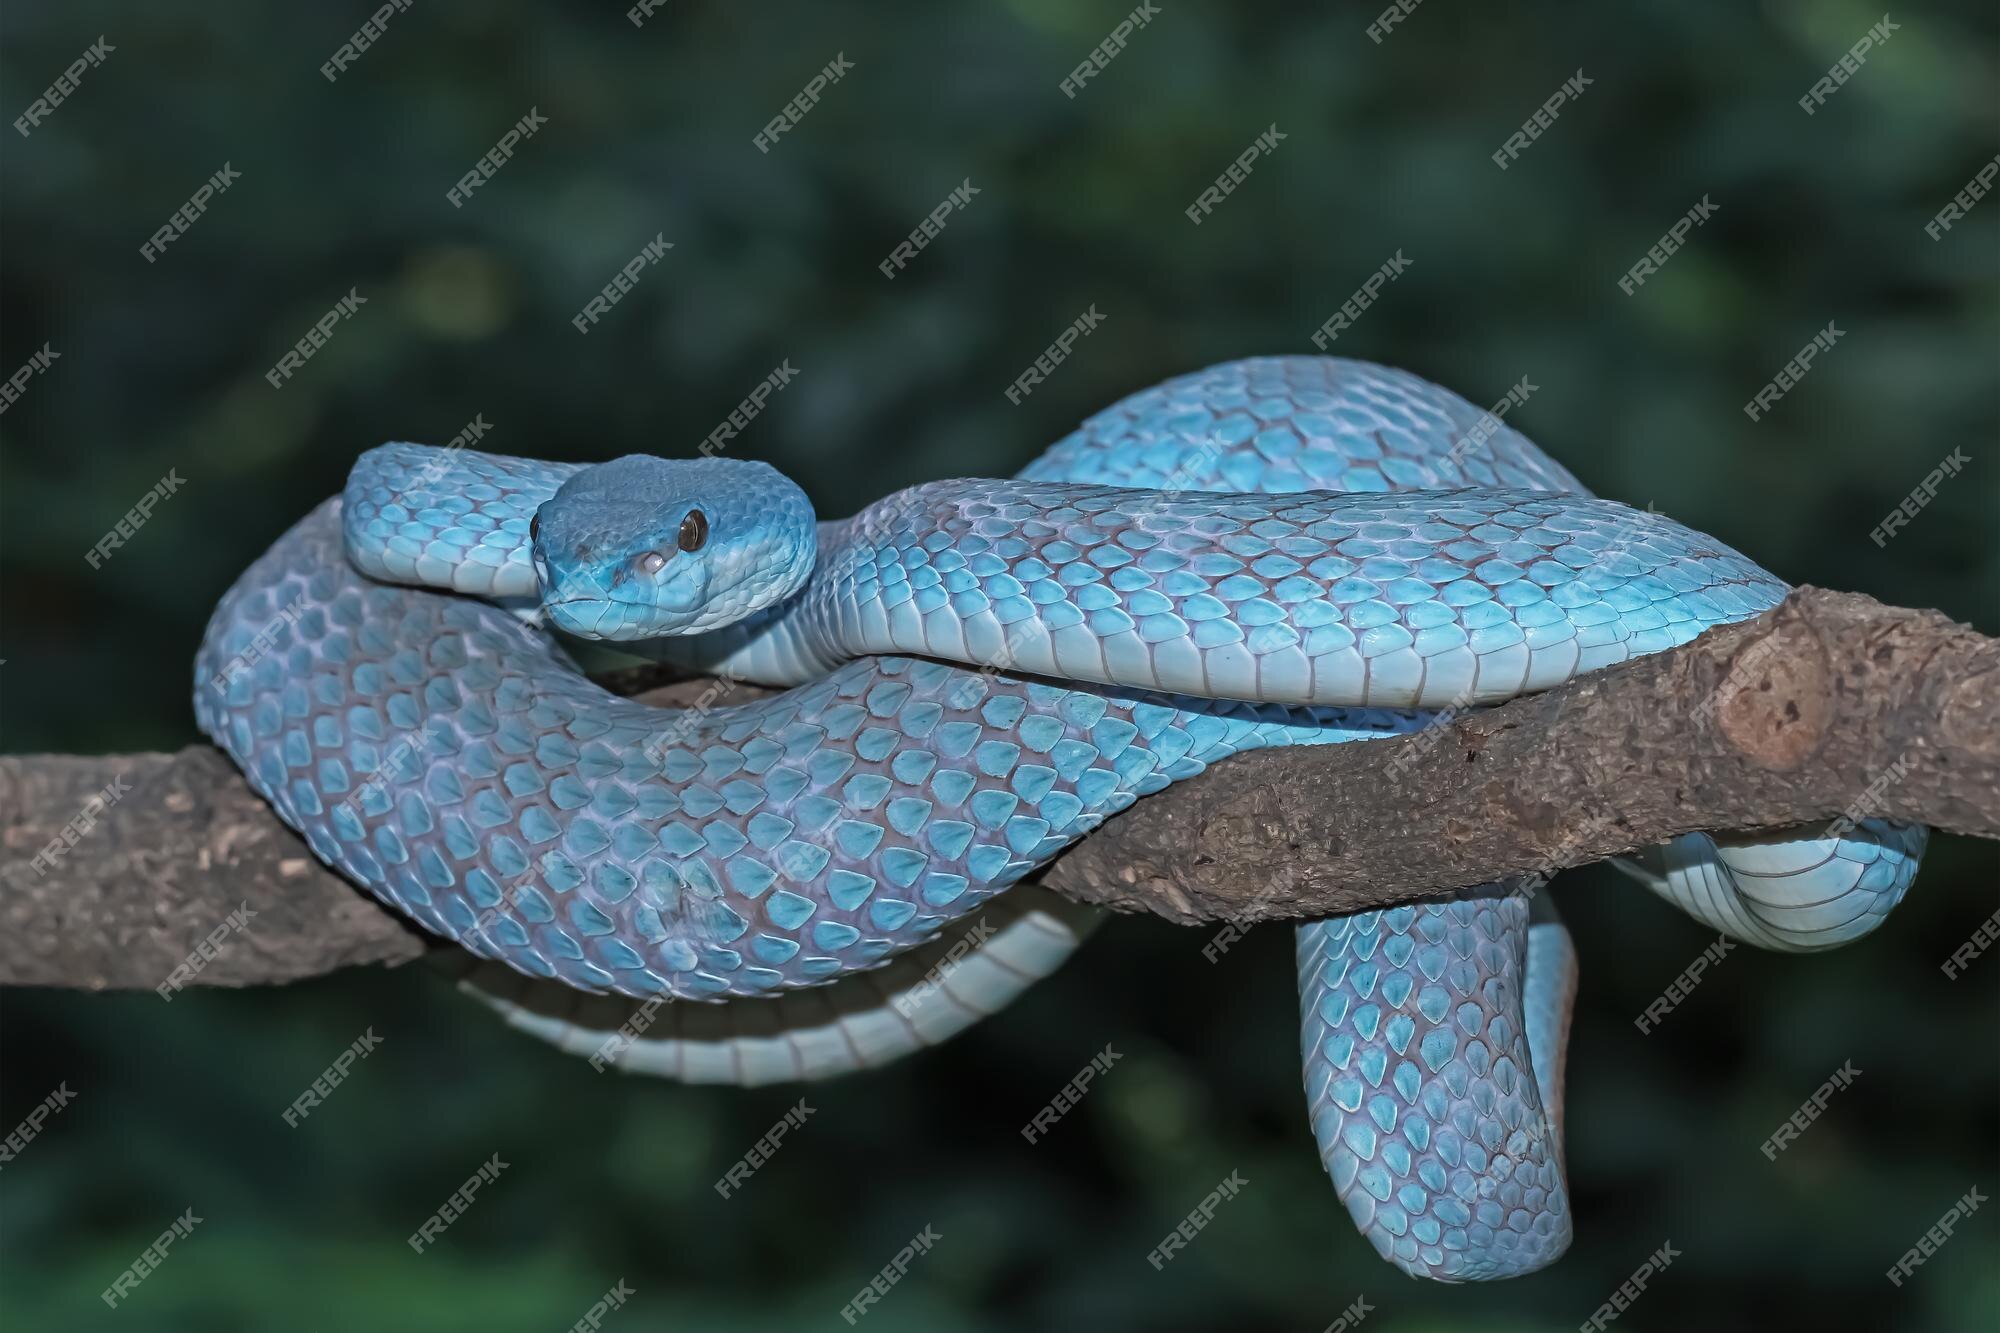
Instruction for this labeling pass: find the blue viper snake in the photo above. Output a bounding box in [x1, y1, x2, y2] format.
[194, 356, 1924, 1281]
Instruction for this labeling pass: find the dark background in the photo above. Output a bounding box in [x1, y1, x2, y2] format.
[3, 2, 1996, 1330]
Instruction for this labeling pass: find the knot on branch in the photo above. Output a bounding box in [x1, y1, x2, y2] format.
[1713, 601, 1833, 772]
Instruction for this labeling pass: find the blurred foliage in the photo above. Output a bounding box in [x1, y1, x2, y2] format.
[2, 1, 1996, 1330]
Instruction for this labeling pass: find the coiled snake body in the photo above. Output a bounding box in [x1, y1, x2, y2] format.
[195, 357, 1924, 1281]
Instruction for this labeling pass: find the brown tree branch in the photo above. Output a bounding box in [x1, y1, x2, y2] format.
[3, 587, 1994, 991]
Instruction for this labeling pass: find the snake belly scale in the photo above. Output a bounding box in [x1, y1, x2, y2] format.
[195, 356, 1924, 1281]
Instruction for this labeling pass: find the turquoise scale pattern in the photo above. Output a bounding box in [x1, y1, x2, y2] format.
[1297, 892, 1571, 1281]
[193, 503, 1419, 1001]
[342, 444, 582, 598]
[1020, 356, 1585, 494]
[799, 481, 1787, 709]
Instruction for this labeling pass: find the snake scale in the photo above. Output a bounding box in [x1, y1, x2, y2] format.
[195, 356, 1924, 1281]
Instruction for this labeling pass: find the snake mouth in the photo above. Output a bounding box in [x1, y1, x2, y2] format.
[542, 586, 713, 642]
[544, 595, 653, 612]
[544, 591, 706, 620]
[541, 595, 670, 638]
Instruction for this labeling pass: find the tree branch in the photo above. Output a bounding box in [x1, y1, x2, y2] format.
[4, 588, 1994, 991]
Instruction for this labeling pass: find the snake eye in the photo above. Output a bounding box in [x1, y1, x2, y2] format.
[678, 508, 708, 553]
[637, 551, 667, 575]
[529, 514, 541, 543]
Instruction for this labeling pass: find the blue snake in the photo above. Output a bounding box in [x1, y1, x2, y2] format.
[194, 356, 1924, 1281]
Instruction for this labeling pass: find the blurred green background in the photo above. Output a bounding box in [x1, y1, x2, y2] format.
[3, 1, 1996, 1329]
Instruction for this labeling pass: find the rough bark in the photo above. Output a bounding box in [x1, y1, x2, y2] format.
[2, 587, 1993, 991]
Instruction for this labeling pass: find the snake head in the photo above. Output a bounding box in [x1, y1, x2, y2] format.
[531, 455, 816, 639]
